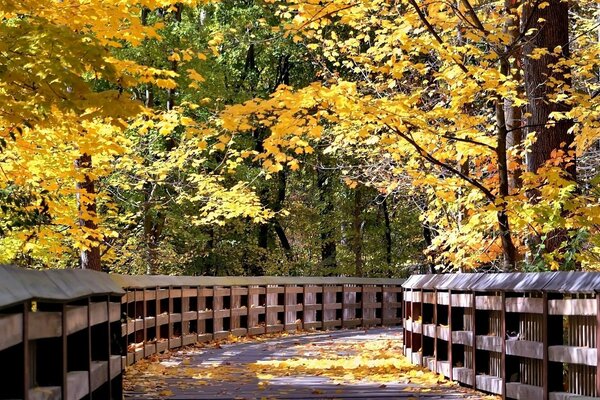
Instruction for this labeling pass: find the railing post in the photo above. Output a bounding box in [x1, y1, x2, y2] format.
[142, 288, 147, 358]
[501, 291, 506, 400]
[302, 284, 307, 329]
[542, 291, 549, 400]
[471, 289, 477, 388]
[23, 302, 29, 400]
[448, 289, 453, 381]
[61, 303, 68, 400]
[434, 287, 438, 372]
[168, 286, 173, 349]
[86, 298, 92, 400]
[596, 292, 600, 396]
[360, 284, 365, 328]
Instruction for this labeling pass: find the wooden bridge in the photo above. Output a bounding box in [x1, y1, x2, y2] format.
[1, 265, 600, 399]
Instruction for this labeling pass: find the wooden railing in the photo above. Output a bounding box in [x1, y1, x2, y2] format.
[112, 275, 404, 367]
[403, 273, 600, 400]
[0, 266, 404, 400]
[0, 266, 124, 400]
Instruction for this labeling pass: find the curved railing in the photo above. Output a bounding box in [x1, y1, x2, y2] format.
[0, 266, 404, 400]
[112, 275, 405, 367]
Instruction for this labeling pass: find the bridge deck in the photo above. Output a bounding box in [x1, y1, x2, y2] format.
[124, 328, 496, 399]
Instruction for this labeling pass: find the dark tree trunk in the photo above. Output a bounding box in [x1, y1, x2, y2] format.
[273, 170, 293, 260]
[523, 0, 574, 177]
[75, 153, 101, 271]
[522, 0, 574, 253]
[381, 197, 393, 269]
[352, 186, 363, 277]
[317, 164, 337, 274]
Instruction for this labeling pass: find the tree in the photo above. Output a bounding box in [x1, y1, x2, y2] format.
[216, 0, 600, 271]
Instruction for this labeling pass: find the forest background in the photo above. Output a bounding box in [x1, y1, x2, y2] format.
[0, 0, 598, 276]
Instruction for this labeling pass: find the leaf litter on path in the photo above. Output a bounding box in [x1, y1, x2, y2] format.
[124, 328, 499, 399]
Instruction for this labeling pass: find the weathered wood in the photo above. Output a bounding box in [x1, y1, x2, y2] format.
[505, 340, 544, 359]
[549, 299, 597, 316]
[505, 382, 544, 399]
[505, 297, 544, 314]
[0, 313, 22, 351]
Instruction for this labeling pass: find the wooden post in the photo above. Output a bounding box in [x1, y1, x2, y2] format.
[23, 303, 29, 400]
[61, 303, 68, 400]
[501, 291, 506, 400]
[302, 285, 307, 329]
[196, 286, 200, 338]
[341, 284, 346, 328]
[264, 286, 269, 334]
[142, 289, 147, 358]
[434, 289, 438, 372]
[596, 293, 600, 396]
[360, 284, 365, 329]
[155, 286, 161, 344]
[542, 291, 549, 400]
[168, 286, 173, 349]
[448, 289, 453, 381]
[106, 296, 113, 397]
[87, 298, 92, 399]
[471, 290, 477, 387]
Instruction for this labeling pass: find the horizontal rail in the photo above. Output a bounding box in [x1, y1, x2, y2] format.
[110, 274, 406, 288]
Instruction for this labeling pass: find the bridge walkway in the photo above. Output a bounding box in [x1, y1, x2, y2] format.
[124, 328, 496, 399]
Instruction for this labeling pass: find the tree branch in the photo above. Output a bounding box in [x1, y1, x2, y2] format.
[407, 0, 469, 73]
[384, 121, 497, 202]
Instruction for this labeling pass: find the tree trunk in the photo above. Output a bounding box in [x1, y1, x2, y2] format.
[522, 0, 574, 254]
[75, 153, 101, 271]
[523, 0, 574, 177]
[495, 58, 519, 269]
[352, 186, 363, 277]
[273, 170, 293, 261]
[381, 197, 392, 270]
[317, 164, 337, 274]
[505, 0, 524, 192]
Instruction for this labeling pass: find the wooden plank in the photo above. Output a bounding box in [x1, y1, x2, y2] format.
[505, 297, 544, 314]
[475, 295, 502, 310]
[423, 323, 436, 338]
[451, 293, 472, 308]
[110, 355, 121, 380]
[436, 325, 449, 341]
[89, 301, 108, 326]
[29, 312, 62, 339]
[453, 367, 474, 386]
[90, 360, 108, 392]
[476, 335, 502, 352]
[549, 299, 596, 316]
[28, 387, 61, 400]
[0, 313, 23, 351]
[505, 340, 544, 359]
[437, 360, 451, 378]
[437, 292, 449, 305]
[423, 292, 436, 304]
[506, 383, 543, 400]
[549, 345, 597, 366]
[451, 331, 473, 345]
[476, 374, 503, 395]
[66, 371, 88, 400]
